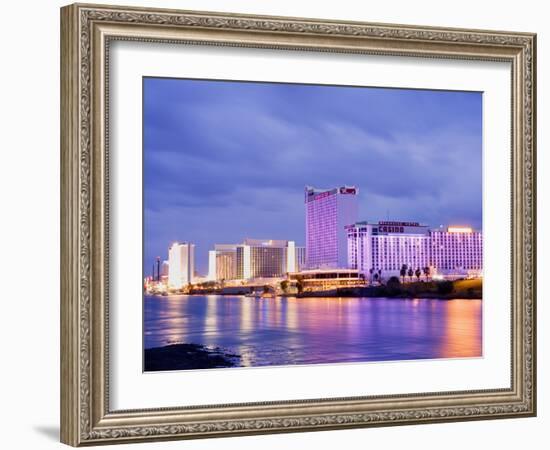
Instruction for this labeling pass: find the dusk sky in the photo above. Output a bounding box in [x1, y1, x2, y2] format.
[143, 77, 482, 276]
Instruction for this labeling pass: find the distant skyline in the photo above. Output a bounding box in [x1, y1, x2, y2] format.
[144, 77, 482, 275]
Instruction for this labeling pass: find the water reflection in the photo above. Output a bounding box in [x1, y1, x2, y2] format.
[439, 300, 482, 357]
[144, 295, 482, 367]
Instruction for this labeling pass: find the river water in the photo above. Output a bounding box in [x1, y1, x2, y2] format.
[144, 295, 482, 368]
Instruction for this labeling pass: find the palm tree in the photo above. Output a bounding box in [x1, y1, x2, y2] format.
[423, 266, 431, 281]
[377, 269, 382, 284]
[415, 268, 421, 282]
[296, 279, 304, 294]
[407, 267, 414, 282]
[369, 268, 374, 283]
[295, 275, 304, 294]
[280, 280, 289, 293]
[400, 264, 408, 283]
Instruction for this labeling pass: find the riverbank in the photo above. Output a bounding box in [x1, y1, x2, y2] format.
[297, 279, 482, 300]
[150, 278, 482, 300]
[144, 343, 240, 371]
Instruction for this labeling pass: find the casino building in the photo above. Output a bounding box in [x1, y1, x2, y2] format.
[346, 221, 482, 279]
[305, 185, 358, 269]
[346, 221, 430, 277]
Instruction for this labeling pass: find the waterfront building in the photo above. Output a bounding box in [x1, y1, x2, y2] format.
[234, 239, 297, 280]
[288, 268, 364, 292]
[347, 221, 430, 278]
[161, 260, 169, 278]
[208, 239, 300, 281]
[347, 221, 483, 280]
[429, 226, 483, 276]
[208, 244, 238, 281]
[285, 243, 306, 273]
[295, 246, 306, 272]
[207, 250, 216, 281]
[286, 240, 297, 273]
[168, 242, 195, 288]
[305, 185, 358, 269]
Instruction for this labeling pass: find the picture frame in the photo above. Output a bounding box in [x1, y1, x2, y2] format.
[60, 2, 536, 446]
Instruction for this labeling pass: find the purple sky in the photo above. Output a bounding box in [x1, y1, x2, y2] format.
[143, 77, 482, 276]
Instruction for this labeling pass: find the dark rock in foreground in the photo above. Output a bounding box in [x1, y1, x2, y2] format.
[144, 343, 240, 371]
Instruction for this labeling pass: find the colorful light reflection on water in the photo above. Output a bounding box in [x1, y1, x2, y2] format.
[144, 295, 482, 368]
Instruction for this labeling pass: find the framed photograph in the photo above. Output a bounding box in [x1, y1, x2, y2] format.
[60, 3, 536, 446]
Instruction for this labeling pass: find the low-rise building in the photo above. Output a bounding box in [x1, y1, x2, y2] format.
[288, 269, 365, 292]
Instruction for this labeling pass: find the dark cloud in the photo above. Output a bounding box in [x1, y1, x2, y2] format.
[143, 78, 482, 274]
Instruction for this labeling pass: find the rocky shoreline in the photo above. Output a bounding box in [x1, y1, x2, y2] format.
[144, 343, 240, 371]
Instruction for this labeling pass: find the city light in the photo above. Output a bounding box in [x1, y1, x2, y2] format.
[150, 186, 482, 295]
[448, 226, 473, 233]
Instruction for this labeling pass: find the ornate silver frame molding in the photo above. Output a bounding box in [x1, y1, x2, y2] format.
[61, 3, 536, 446]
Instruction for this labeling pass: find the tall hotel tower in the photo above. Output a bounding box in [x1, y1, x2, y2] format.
[305, 186, 358, 269]
[168, 242, 195, 288]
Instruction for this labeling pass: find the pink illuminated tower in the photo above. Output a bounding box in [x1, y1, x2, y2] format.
[305, 186, 358, 269]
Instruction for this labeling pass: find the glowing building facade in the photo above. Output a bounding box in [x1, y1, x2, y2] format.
[347, 221, 430, 278]
[208, 244, 238, 281]
[160, 260, 169, 278]
[295, 246, 306, 272]
[305, 186, 358, 269]
[347, 222, 483, 278]
[429, 227, 483, 274]
[236, 239, 297, 279]
[168, 242, 195, 288]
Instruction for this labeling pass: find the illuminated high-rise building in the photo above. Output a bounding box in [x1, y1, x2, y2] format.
[237, 242, 283, 279]
[208, 239, 299, 281]
[286, 241, 297, 273]
[295, 246, 306, 272]
[429, 226, 483, 274]
[160, 260, 169, 278]
[168, 242, 195, 288]
[305, 186, 358, 269]
[208, 244, 238, 281]
[236, 239, 296, 279]
[347, 222, 482, 279]
[346, 221, 430, 278]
